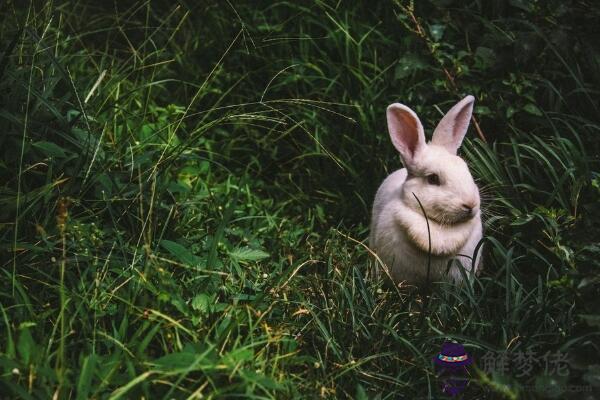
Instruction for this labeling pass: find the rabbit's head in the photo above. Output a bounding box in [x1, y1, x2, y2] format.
[386, 96, 480, 225]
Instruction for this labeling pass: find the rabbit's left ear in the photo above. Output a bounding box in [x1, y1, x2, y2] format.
[431, 95, 474, 154]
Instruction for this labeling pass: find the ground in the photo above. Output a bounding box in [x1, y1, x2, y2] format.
[0, 1, 599, 399]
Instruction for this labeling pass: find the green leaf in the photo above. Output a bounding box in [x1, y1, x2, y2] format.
[77, 354, 98, 400]
[239, 369, 282, 390]
[191, 293, 211, 313]
[140, 123, 156, 141]
[476, 105, 492, 116]
[152, 350, 208, 371]
[506, 106, 517, 119]
[355, 383, 368, 400]
[223, 347, 254, 365]
[429, 24, 446, 41]
[0, 304, 15, 358]
[178, 166, 203, 188]
[524, 103, 543, 116]
[229, 247, 269, 262]
[17, 328, 35, 365]
[160, 240, 201, 266]
[18, 321, 36, 329]
[394, 54, 427, 79]
[170, 296, 189, 314]
[32, 141, 67, 158]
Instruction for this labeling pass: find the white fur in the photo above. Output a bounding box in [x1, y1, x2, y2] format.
[370, 96, 483, 285]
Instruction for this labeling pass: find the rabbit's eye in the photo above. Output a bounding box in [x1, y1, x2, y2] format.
[426, 173, 440, 185]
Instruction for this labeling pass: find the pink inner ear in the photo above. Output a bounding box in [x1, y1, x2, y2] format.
[431, 96, 474, 153]
[453, 105, 472, 140]
[388, 107, 422, 159]
[399, 111, 419, 156]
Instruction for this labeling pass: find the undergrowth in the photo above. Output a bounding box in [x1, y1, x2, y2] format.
[0, 1, 599, 399]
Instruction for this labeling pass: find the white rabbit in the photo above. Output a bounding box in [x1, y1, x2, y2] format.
[369, 96, 483, 285]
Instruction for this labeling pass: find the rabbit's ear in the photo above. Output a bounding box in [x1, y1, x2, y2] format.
[387, 103, 426, 168]
[431, 95, 474, 154]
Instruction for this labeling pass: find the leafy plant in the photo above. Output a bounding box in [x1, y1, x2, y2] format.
[0, 0, 598, 398]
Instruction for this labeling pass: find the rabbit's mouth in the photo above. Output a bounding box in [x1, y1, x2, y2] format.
[454, 209, 476, 223]
[429, 208, 476, 225]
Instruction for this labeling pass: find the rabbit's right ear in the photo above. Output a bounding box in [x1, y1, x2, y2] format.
[386, 103, 426, 168]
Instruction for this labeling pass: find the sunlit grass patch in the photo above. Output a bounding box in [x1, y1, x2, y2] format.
[0, 1, 599, 398]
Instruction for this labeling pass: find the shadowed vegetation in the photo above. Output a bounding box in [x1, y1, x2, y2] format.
[1, 0, 599, 398]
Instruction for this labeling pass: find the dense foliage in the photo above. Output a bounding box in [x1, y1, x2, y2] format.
[1, 0, 599, 398]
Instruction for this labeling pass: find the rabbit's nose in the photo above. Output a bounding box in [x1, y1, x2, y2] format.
[461, 204, 474, 213]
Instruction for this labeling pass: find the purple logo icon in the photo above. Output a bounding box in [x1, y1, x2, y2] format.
[433, 342, 473, 396]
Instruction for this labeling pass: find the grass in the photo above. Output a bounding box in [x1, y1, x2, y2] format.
[1, 0, 599, 399]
